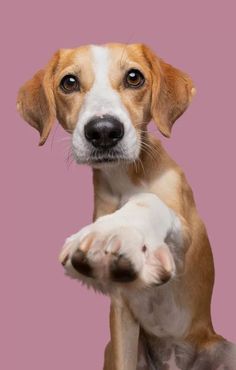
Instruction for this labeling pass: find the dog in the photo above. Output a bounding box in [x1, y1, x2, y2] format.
[17, 43, 236, 370]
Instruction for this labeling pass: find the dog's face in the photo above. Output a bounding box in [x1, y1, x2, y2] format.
[17, 43, 195, 166]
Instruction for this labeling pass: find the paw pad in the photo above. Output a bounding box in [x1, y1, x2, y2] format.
[71, 249, 93, 278]
[110, 255, 137, 282]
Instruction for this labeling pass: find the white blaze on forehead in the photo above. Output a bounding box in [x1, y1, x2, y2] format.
[89, 45, 113, 115]
[82, 45, 130, 124]
[75, 44, 135, 132]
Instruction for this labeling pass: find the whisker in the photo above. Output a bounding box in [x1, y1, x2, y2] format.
[56, 136, 71, 143]
[136, 156, 146, 176]
[139, 138, 158, 162]
[143, 143, 160, 160]
[65, 147, 75, 170]
[140, 144, 156, 163]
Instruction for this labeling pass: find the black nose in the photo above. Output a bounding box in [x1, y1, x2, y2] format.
[84, 115, 124, 149]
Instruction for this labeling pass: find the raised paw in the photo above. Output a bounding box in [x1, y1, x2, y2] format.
[59, 222, 176, 292]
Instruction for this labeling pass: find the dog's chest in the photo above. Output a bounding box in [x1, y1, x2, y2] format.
[124, 285, 190, 339]
[137, 334, 196, 370]
[101, 167, 147, 205]
[101, 167, 180, 208]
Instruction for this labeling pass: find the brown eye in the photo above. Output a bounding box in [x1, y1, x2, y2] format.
[60, 75, 80, 93]
[125, 69, 145, 88]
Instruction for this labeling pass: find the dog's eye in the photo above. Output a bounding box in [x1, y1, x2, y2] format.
[60, 75, 80, 93]
[125, 69, 145, 88]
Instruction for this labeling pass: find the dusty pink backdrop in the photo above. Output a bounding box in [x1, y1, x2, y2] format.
[1, 1, 236, 369]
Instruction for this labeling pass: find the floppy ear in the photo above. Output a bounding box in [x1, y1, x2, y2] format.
[17, 51, 60, 146]
[142, 45, 196, 137]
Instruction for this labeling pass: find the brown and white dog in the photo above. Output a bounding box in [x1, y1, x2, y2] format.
[17, 43, 236, 370]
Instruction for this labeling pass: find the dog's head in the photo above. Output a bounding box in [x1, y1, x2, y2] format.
[17, 43, 195, 166]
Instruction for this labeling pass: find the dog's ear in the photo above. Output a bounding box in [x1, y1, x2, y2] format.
[17, 51, 60, 146]
[142, 44, 196, 137]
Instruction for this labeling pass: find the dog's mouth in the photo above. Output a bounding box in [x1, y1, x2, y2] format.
[72, 133, 141, 167]
[72, 145, 131, 166]
[88, 148, 128, 165]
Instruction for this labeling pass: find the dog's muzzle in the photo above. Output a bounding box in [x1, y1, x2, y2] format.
[84, 115, 124, 149]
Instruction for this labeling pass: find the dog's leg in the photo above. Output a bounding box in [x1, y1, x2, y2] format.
[103, 300, 139, 370]
[108, 297, 140, 370]
[191, 339, 236, 370]
[59, 192, 190, 370]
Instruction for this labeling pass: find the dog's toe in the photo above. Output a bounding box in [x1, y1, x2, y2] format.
[71, 249, 93, 278]
[61, 254, 69, 266]
[110, 255, 137, 282]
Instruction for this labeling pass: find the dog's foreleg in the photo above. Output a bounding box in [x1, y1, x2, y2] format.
[60, 192, 190, 291]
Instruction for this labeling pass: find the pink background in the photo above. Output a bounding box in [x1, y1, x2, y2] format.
[1, 1, 236, 369]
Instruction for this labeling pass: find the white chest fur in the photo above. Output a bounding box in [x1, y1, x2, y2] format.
[124, 284, 190, 339]
[100, 166, 147, 206]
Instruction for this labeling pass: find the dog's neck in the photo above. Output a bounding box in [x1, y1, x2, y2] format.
[93, 134, 166, 189]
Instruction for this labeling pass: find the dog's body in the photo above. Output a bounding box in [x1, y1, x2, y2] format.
[17, 43, 236, 369]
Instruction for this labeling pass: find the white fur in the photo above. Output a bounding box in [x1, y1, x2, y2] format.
[126, 286, 191, 339]
[72, 45, 139, 164]
[60, 193, 184, 292]
[98, 165, 146, 205]
[60, 192, 190, 337]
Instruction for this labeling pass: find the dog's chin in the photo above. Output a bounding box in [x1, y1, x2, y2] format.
[89, 157, 130, 169]
[73, 147, 139, 168]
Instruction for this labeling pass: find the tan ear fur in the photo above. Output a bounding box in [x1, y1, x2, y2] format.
[17, 51, 60, 145]
[142, 45, 196, 137]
